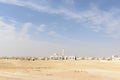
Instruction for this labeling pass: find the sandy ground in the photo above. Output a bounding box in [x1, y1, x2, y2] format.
[0, 59, 120, 80]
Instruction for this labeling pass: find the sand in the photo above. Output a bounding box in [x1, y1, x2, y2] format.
[0, 59, 120, 80]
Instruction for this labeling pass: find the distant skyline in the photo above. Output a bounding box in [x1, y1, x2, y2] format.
[0, 0, 120, 57]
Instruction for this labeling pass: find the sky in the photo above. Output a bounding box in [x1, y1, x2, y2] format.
[0, 0, 120, 57]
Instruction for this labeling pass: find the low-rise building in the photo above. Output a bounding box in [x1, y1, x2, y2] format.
[112, 55, 120, 61]
[50, 53, 63, 60]
[67, 56, 76, 60]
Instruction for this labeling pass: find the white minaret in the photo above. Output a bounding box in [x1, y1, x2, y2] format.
[62, 48, 65, 56]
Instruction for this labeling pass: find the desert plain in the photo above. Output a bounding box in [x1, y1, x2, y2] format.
[0, 59, 120, 80]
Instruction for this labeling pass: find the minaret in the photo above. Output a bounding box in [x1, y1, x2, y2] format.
[62, 48, 65, 56]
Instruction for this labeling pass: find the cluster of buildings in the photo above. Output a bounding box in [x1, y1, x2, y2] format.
[49, 53, 120, 61]
[49, 49, 120, 61]
[0, 55, 120, 61]
[0, 49, 120, 61]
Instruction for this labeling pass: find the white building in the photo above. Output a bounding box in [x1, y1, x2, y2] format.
[50, 53, 63, 60]
[67, 56, 76, 60]
[112, 55, 120, 61]
[49, 53, 77, 60]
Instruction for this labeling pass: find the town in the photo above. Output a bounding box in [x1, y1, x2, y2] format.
[0, 49, 120, 61]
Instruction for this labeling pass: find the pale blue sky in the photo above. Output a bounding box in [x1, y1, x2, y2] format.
[0, 0, 120, 57]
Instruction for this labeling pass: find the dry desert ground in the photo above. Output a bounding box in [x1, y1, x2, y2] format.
[0, 59, 120, 80]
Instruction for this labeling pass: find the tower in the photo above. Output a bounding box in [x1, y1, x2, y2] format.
[62, 48, 65, 56]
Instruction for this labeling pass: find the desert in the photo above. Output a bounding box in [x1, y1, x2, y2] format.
[0, 59, 120, 80]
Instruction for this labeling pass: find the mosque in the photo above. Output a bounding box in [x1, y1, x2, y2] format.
[50, 49, 76, 60]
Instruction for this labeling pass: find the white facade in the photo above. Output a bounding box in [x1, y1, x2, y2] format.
[112, 55, 120, 61]
[67, 56, 76, 60]
[49, 53, 77, 60]
[50, 53, 63, 60]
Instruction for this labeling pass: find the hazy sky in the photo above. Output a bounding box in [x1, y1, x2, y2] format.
[0, 0, 120, 57]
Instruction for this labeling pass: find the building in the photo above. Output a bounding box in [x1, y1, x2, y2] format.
[50, 49, 67, 60]
[111, 55, 120, 61]
[50, 53, 63, 60]
[67, 56, 77, 60]
[49, 53, 77, 60]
